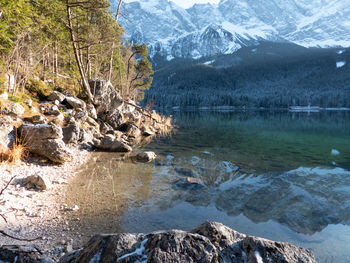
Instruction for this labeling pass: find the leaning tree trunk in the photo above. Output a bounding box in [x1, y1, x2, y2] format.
[66, 1, 94, 103]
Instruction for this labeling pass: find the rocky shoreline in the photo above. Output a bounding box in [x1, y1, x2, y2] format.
[0, 80, 316, 262]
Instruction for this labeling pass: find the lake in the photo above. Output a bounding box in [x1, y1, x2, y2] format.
[65, 110, 350, 263]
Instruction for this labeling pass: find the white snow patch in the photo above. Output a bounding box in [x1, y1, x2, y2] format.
[117, 238, 148, 261]
[337, 50, 345, 54]
[203, 59, 215, 65]
[166, 54, 174, 61]
[254, 251, 263, 263]
[331, 149, 340, 155]
[202, 151, 213, 156]
[251, 48, 257, 52]
[336, 61, 346, 68]
[295, 39, 350, 48]
[221, 21, 274, 40]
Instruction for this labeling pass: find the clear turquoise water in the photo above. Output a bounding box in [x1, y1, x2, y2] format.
[67, 110, 350, 262]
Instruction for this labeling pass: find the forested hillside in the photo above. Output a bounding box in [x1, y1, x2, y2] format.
[0, 0, 152, 102]
[146, 42, 350, 108]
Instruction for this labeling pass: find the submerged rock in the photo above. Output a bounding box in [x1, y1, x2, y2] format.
[94, 135, 132, 152]
[59, 221, 316, 263]
[136, 151, 157, 163]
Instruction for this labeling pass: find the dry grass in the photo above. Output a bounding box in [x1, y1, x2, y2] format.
[0, 137, 28, 165]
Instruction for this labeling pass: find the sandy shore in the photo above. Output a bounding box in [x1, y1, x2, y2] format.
[0, 147, 90, 261]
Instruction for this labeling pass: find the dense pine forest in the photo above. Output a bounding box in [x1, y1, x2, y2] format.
[146, 42, 350, 109]
[0, 0, 152, 103]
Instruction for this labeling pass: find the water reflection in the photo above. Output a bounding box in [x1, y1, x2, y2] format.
[64, 110, 350, 262]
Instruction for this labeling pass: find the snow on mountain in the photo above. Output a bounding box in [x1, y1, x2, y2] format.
[115, 0, 350, 59]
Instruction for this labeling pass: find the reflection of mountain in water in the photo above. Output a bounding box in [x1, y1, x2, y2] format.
[155, 159, 350, 235]
[215, 167, 350, 234]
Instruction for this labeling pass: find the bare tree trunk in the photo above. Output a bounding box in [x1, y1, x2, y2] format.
[108, 42, 115, 82]
[54, 41, 58, 75]
[115, 0, 123, 22]
[66, 1, 94, 102]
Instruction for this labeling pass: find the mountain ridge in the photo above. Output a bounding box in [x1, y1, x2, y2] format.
[114, 0, 350, 59]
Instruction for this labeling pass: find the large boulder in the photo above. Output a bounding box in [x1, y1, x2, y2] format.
[0, 116, 15, 151]
[65, 96, 86, 111]
[94, 135, 132, 152]
[59, 221, 316, 263]
[0, 245, 52, 263]
[0, 101, 25, 118]
[117, 122, 141, 138]
[19, 123, 72, 163]
[88, 79, 124, 115]
[101, 109, 124, 130]
[63, 120, 81, 144]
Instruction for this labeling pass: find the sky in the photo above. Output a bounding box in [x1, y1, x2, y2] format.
[172, 0, 220, 8]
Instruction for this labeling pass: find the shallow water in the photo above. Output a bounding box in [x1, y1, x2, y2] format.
[65, 110, 350, 262]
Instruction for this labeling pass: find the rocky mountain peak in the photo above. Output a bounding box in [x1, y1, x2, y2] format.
[116, 0, 350, 59]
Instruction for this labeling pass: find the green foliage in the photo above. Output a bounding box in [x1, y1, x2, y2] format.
[0, 0, 153, 102]
[0, 0, 33, 54]
[8, 95, 24, 103]
[26, 80, 53, 100]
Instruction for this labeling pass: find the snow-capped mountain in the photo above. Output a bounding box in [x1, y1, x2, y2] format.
[113, 0, 350, 59]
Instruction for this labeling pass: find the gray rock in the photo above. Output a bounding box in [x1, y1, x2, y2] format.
[24, 99, 33, 107]
[50, 105, 61, 116]
[19, 124, 72, 163]
[0, 91, 8, 100]
[59, 221, 316, 263]
[99, 121, 114, 135]
[86, 116, 98, 128]
[103, 110, 124, 130]
[48, 91, 65, 102]
[141, 125, 155, 136]
[88, 79, 124, 115]
[0, 245, 53, 263]
[0, 101, 25, 117]
[23, 173, 52, 191]
[23, 115, 47, 124]
[19, 123, 63, 140]
[0, 116, 15, 150]
[63, 121, 80, 144]
[94, 135, 132, 152]
[117, 122, 141, 138]
[136, 151, 157, 163]
[74, 109, 88, 122]
[65, 96, 86, 110]
[86, 104, 97, 119]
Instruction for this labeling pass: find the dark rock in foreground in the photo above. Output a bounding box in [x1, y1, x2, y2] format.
[60, 221, 316, 263]
[0, 245, 50, 263]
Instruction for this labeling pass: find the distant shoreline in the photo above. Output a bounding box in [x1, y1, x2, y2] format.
[159, 105, 350, 112]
